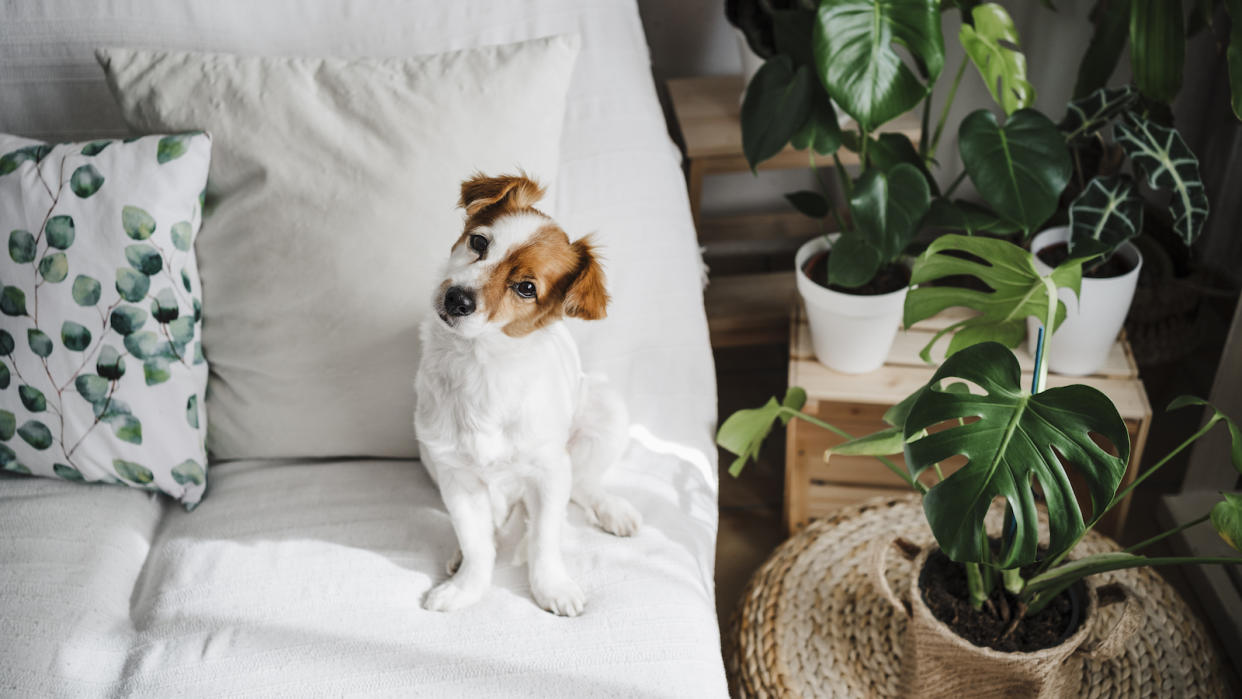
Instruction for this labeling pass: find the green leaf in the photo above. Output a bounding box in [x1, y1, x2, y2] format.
[0, 329, 12, 355]
[1168, 395, 1242, 474]
[61, 321, 92, 351]
[157, 135, 189, 164]
[830, 426, 905, 456]
[110, 306, 148, 335]
[812, 0, 944, 131]
[1212, 493, 1242, 552]
[45, 215, 75, 249]
[785, 190, 829, 218]
[181, 268, 192, 292]
[171, 221, 193, 252]
[18, 385, 46, 412]
[54, 463, 84, 481]
[113, 459, 153, 484]
[827, 234, 883, 288]
[80, 140, 111, 156]
[143, 357, 171, 386]
[0, 144, 52, 175]
[186, 394, 200, 429]
[17, 420, 53, 450]
[171, 459, 205, 485]
[1228, 0, 1242, 120]
[1130, 0, 1185, 103]
[27, 329, 52, 358]
[0, 286, 26, 316]
[0, 361, 8, 389]
[1059, 85, 1138, 142]
[1072, 0, 1130, 99]
[922, 198, 1019, 235]
[75, 374, 109, 404]
[959, 3, 1034, 114]
[193, 341, 205, 364]
[116, 268, 150, 302]
[8, 229, 35, 263]
[741, 56, 815, 169]
[959, 108, 1071, 235]
[0, 445, 21, 470]
[848, 162, 931, 262]
[124, 331, 160, 360]
[790, 88, 844, 155]
[867, 133, 939, 195]
[122, 206, 156, 240]
[1114, 112, 1209, 246]
[70, 164, 105, 198]
[71, 275, 102, 306]
[38, 252, 68, 283]
[150, 288, 179, 323]
[95, 397, 130, 420]
[0, 410, 14, 440]
[168, 316, 195, 346]
[112, 415, 142, 444]
[125, 244, 163, 276]
[1068, 175, 1144, 257]
[904, 342, 1130, 566]
[96, 345, 126, 380]
[192, 298, 202, 322]
[718, 396, 792, 477]
[904, 234, 1089, 360]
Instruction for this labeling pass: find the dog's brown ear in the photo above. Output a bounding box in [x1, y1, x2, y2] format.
[458, 172, 546, 217]
[564, 237, 609, 321]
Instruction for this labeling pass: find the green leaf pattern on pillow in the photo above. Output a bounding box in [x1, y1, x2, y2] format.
[0, 132, 211, 506]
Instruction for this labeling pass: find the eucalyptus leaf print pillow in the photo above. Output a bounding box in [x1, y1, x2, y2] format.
[0, 132, 211, 506]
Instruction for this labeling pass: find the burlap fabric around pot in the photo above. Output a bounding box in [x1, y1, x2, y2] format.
[726, 495, 1228, 698]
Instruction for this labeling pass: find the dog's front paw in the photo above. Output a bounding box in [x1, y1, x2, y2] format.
[531, 576, 585, 617]
[592, 495, 642, 537]
[424, 578, 484, 612]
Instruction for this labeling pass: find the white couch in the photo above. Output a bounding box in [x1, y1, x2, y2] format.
[0, 1, 727, 696]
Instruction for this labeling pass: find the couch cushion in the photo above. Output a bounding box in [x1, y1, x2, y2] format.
[98, 37, 578, 461]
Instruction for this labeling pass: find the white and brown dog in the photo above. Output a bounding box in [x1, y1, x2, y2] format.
[415, 173, 641, 616]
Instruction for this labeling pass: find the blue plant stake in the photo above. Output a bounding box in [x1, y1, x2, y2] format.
[1031, 326, 1046, 394]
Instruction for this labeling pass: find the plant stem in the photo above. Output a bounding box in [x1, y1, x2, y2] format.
[928, 57, 969, 162]
[859, 129, 870, 170]
[1002, 567, 1024, 595]
[1124, 513, 1211, 554]
[942, 169, 969, 198]
[832, 152, 853, 200]
[919, 85, 932, 158]
[810, 151, 848, 232]
[782, 408, 928, 494]
[965, 561, 988, 610]
[1110, 418, 1220, 509]
[1025, 552, 1242, 607]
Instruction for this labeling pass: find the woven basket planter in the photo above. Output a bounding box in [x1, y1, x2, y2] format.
[727, 495, 1227, 698]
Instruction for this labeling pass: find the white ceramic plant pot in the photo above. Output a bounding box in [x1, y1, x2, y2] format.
[796, 237, 907, 374]
[1026, 226, 1142, 376]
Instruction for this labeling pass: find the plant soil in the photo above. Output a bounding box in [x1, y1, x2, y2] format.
[803, 250, 910, 295]
[919, 549, 1087, 653]
[1037, 242, 1135, 279]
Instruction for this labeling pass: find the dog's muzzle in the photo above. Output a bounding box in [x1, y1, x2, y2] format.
[444, 286, 476, 317]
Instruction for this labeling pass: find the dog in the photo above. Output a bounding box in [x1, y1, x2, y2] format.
[414, 173, 642, 616]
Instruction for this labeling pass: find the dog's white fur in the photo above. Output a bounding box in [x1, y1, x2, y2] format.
[414, 183, 640, 616]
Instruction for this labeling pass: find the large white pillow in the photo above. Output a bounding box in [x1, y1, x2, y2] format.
[98, 36, 579, 460]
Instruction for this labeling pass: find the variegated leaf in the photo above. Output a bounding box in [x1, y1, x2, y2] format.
[1114, 113, 1209, 246]
[1068, 175, 1143, 254]
[1059, 85, 1137, 142]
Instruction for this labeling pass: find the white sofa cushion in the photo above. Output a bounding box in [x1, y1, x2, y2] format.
[0, 132, 211, 504]
[98, 37, 579, 461]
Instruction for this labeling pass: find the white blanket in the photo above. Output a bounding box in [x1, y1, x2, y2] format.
[0, 0, 725, 696]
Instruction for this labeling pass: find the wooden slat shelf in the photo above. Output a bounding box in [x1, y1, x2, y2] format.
[704, 272, 796, 348]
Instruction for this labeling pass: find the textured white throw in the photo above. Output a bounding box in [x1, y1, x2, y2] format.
[0, 0, 724, 696]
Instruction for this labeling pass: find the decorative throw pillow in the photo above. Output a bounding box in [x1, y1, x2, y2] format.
[0, 132, 211, 506]
[98, 35, 580, 461]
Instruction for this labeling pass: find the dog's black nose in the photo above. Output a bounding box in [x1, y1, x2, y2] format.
[444, 286, 476, 317]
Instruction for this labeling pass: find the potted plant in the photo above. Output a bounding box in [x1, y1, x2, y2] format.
[719, 331, 1242, 697]
[732, 0, 1071, 373]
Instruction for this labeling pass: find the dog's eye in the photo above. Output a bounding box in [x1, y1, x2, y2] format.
[468, 234, 488, 255]
[514, 281, 536, 298]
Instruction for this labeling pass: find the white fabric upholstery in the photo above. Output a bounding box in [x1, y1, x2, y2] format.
[0, 1, 723, 696]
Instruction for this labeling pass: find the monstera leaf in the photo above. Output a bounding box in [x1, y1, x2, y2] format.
[904, 234, 1089, 361]
[1068, 175, 1144, 255]
[741, 56, 815, 168]
[904, 342, 1130, 566]
[812, 0, 944, 131]
[1114, 113, 1209, 246]
[959, 3, 1034, 114]
[959, 109, 1071, 236]
[1213, 493, 1242, 553]
[1059, 85, 1138, 142]
[830, 163, 931, 288]
[791, 88, 844, 155]
[1129, 0, 1184, 104]
[718, 387, 807, 477]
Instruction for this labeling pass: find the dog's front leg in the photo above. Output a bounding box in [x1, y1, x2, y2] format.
[424, 471, 495, 612]
[525, 454, 585, 616]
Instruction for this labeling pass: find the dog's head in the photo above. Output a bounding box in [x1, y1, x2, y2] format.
[434, 172, 608, 338]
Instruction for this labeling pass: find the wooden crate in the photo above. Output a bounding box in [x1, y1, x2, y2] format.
[785, 303, 1152, 539]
